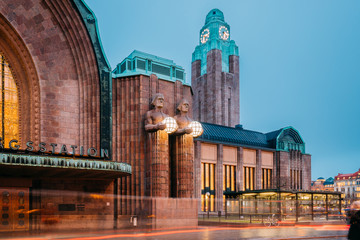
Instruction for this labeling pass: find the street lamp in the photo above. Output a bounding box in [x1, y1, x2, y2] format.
[206, 192, 210, 218]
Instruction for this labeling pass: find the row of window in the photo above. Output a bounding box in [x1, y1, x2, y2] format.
[335, 181, 360, 186]
[117, 58, 185, 80]
[200, 163, 273, 211]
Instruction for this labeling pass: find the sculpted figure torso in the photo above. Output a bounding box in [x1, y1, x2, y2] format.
[145, 93, 168, 132]
[174, 99, 192, 135]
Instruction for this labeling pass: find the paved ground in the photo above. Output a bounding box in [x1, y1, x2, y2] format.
[1, 225, 349, 240]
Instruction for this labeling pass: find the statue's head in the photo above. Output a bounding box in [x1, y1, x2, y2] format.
[177, 98, 190, 113]
[151, 93, 165, 109]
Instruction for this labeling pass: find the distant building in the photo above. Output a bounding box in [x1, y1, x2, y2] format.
[324, 177, 335, 191]
[334, 169, 360, 207]
[311, 177, 334, 191]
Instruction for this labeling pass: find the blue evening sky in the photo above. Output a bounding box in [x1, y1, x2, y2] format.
[85, 0, 360, 180]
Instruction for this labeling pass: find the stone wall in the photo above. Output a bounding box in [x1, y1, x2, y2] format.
[192, 49, 240, 127]
[0, 0, 101, 149]
[112, 74, 192, 216]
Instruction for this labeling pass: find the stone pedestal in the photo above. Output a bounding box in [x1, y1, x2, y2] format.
[150, 130, 169, 197]
[173, 134, 194, 198]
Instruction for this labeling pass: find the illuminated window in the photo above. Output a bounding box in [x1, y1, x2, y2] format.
[201, 162, 215, 212]
[262, 168, 272, 189]
[223, 165, 236, 210]
[0, 54, 19, 146]
[223, 165, 236, 192]
[243, 166, 255, 190]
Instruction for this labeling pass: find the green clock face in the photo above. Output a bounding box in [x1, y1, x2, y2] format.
[219, 26, 229, 40]
[200, 29, 210, 44]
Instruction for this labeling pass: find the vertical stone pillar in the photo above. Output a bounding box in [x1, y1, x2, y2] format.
[237, 147, 243, 191]
[175, 134, 194, 198]
[150, 130, 169, 197]
[256, 150, 262, 190]
[272, 152, 277, 189]
[229, 55, 240, 126]
[278, 151, 290, 190]
[194, 141, 202, 210]
[216, 144, 223, 212]
[302, 154, 312, 190]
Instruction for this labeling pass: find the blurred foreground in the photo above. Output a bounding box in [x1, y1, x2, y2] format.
[0, 225, 349, 240]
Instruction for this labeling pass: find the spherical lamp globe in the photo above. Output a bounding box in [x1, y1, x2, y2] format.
[189, 121, 203, 138]
[162, 117, 178, 134]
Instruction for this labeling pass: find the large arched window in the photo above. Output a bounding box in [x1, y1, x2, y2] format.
[0, 54, 19, 146]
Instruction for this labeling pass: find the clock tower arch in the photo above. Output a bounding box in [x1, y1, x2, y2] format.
[192, 8, 239, 127]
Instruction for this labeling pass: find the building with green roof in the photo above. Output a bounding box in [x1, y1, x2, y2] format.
[192, 9, 311, 214]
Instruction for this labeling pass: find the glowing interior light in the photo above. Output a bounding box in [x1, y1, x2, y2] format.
[162, 117, 178, 134]
[189, 121, 203, 138]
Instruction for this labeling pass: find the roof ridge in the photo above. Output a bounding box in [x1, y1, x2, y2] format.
[200, 122, 267, 135]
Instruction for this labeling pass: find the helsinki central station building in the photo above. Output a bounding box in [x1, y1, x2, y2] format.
[0, 0, 311, 232]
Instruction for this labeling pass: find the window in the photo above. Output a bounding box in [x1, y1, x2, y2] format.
[223, 165, 236, 192]
[0, 54, 19, 146]
[175, 70, 184, 80]
[152, 63, 170, 76]
[262, 168, 272, 189]
[201, 162, 215, 212]
[243, 167, 255, 190]
[137, 59, 146, 70]
[290, 169, 302, 190]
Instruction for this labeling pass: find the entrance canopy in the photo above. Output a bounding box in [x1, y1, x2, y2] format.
[0, 152, 131, 179]
[224, 189, 341, 199]
[224, 189, 342, 222]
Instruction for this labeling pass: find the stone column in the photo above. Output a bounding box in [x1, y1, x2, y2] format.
[256, 150, 262, 189]
[216, 144, 223, 212]
[237, 147, 243, 191]
[175, 134, 194, 198]
[194, 141, 202, 210]
[150, 130, 169, 197]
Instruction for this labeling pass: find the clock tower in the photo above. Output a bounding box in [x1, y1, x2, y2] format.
[192, 9, 239, 127]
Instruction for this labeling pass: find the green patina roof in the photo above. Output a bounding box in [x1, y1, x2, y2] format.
[113, 50, 189, 85]
[324, 177, 334, 185]
[196, 122, 306, 153]
[192, 9, 239, 75]
[0, 152, 131, 179]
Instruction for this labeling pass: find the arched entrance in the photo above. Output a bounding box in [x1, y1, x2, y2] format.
[0, 13, 40, 232]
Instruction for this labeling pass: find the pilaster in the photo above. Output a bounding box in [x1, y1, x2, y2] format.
[256, 150, 262, 189]
[216, 144, 223, 212]
[237, 147, 243, 191]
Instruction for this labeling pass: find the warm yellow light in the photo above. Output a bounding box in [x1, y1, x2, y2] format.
[162, 117, 178, 134]
[189, 121, 203, 138]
